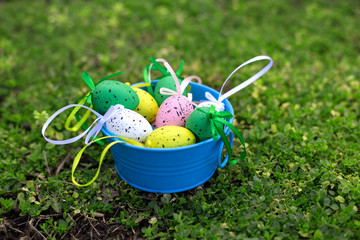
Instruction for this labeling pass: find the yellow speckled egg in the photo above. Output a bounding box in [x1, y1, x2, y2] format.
[132, 88, 159, 123]
[145, 126, 196, 148]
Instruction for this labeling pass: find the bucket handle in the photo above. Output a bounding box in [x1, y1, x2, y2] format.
[217, 131, 234, 168]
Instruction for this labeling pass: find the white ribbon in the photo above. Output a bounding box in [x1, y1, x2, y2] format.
[149, 58, 202, 102]
[181, 75, 202, 93]
[153, 59, 200, 104]
[42, 104, 124, 146]
[199, 92, 225, 111]
[199, 55, 273, 111]
[148, 58, 168, 84]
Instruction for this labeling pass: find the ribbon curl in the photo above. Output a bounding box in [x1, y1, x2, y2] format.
[42, 104, 125, 146]
[64, 93, 93, 132]
[143, 57, 184, 96]
[200, 55, 273, 111]
[200, 105, 246, 164]
[71, 136, 144, 187]
[153, 59, 202, 106]
[64, 94, 105, 145]
[42, 104, 145, 187]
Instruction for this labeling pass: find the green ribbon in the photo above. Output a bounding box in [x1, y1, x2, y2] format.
[202, 105, 246, 164]
[81, 71, 123, 104]
[63, 95, 105, 146]
[142, 57, 184, 96]
[66, 71, 123, 145]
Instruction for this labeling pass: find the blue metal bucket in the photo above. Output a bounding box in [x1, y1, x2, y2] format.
[101, 81, 234, 193]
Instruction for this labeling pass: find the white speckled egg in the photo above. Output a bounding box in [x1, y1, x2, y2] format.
[106, 109, 153, 143]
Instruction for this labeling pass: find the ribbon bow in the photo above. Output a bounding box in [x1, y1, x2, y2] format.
[202, 92, 225, 111]
[151, 59, 202, 104]
[200, 55, 273, 110]
[42, 104, 125, 146]
[201, 105, 246, 164]
[143, 57, 184, 96]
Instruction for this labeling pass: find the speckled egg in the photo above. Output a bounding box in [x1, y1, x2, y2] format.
[145, 126, 196, 148]
[185, 106, 217, 141]
[92, 80, 139, 114]
[105, 109, 153, 143]
[155, 95, 194, 128]
[132, 88, 159, 123]
[154, 76, 187, 105]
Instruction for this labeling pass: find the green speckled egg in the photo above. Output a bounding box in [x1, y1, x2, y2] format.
[145, 126, 196, 148]
[91, 80, 139, 114]
[154, 76, 187, 105]
[132, 88, 159, 123]
[185, 107, 221, 142]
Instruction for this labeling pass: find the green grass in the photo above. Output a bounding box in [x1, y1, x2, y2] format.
[1, 0, 360, 239]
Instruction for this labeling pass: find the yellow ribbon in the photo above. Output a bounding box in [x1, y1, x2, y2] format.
[125, 82, 151, 88]
[71, 136, 144, 187]
[65, 93, 93, 132]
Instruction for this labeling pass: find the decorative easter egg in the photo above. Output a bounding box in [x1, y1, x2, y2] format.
[145, 126, 196, 148]
[154, 76, 186, 105]
[92, 80, 139, 114]
[132, 88, 159, 123]
[185, 106, 221, 142]
[155, 95, 194, 128]
[106, 109, 153, 143]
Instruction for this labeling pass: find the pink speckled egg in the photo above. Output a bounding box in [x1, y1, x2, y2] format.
[155, 95, 194, 128]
